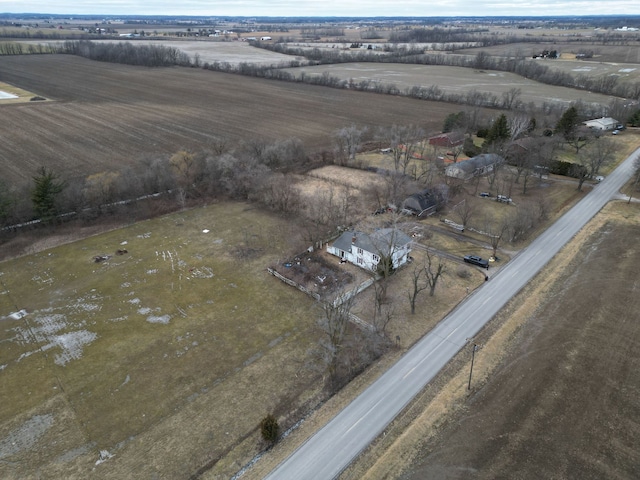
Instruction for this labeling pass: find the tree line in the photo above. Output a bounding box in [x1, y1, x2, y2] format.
[3, 38, 638, 108]
[57, 40, 192, 67]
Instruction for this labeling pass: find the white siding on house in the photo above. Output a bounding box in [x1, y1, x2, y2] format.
[327, 229, 412, 272]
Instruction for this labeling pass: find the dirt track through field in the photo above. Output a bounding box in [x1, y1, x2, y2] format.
[0, 55, 463, 185]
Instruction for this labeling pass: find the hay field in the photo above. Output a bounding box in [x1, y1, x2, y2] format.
[16, 39, 304, 66]
[281, 62, 619, 108]
[0, 202, 324, 479]
[0, 54, 464, 185]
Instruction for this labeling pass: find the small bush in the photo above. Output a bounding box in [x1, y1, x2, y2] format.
[30, 96, 46, 101]
[456, 266, 471, 279]
[260, 414, 279, 445]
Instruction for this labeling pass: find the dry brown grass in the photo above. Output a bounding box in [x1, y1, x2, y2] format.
[341, 201, 640, 480]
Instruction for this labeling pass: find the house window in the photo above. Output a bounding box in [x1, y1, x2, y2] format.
[357, 257, 363, 265]
[358, 247, 363, 255]
[340, 250, 345, 258]
[372, 254, 379, 263]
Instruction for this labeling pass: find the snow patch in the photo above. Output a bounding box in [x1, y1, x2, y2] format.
[0, 414, 54, 459]
[0, 90, 18, 99]
[147, 315, 170, 324]
[53, 330, 98, 366]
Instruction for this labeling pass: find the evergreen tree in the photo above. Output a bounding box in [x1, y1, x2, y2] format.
[555, 106, 579, 141]
[31, 167, 65, 222]
[484, 114, 510, 150]
[0, 180, 13, 226]
[443, 111, 466, 133]
[260, 414, 279, 445]
[628, 109, 640, 127]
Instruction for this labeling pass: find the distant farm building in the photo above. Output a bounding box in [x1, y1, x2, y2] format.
[327, 229, 412, 272]
[428, 132, 464, 148]
[445, 153, 504, 180]
[584, 117, 618, 131]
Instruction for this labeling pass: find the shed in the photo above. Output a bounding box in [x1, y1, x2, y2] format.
[402, 189, 439, 217]
[583, 117, 618, 131]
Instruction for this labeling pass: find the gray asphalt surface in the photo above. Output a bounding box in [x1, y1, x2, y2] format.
[264, 147, 640, 480]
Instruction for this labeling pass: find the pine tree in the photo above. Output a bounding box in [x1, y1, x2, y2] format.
[260, 414, 279, 445]
[31, 167, 65, 222]
[484, 114, 510, 150]
[555, 106, 579, 141]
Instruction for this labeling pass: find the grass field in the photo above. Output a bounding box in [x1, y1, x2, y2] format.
[15, 39, 303, 66]
[0, 202, 327, 478]
[281, 62, 620, 109]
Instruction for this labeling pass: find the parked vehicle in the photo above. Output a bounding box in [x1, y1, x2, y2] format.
[479, 192, 490, 198]
[464, 255, 489, 269]
[496, 195, 512, 203]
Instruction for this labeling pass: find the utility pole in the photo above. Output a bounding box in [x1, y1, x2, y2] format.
[468, 343, 478, 390]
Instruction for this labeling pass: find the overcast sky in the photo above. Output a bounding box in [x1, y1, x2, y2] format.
[1, 1, 639, 18]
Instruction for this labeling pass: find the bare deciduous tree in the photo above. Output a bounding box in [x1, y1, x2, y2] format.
[582, 136, 619, 178]
[483, 216, 509, 258]
[407, 262, 428, 314]
[380, 124, 425, 175]
[334, 124, 367, 165]
[317, 293, 356, 383]
[424, 249, 446, 296]
[453, 199, 475, 229]
[502, 88, 522, 110]
[507, 113, 531, 141]
[260, 173, 300, 214]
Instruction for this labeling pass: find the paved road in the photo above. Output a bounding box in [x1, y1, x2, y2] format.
[264, 149, 640, 480]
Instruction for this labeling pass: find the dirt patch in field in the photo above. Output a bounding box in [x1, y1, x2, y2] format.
[341, 201, 640, 479]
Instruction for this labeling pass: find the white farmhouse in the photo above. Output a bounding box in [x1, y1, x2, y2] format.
[445, 153, 504, 181]
[327, 228, 412, 272]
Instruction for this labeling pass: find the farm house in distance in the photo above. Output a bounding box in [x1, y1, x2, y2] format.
[327, 228, 413, 272]
[428, 131, 464, 148]
[583, 117, 619, 131]
[445, 153, 504, 180]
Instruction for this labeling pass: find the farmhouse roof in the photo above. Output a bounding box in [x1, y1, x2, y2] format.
[428, 131, 464, 147]
[448, 153, 503, 174]
[402, 189, 438, 213]
[332, 228, 412, 255]
[583, 117, 618, 130]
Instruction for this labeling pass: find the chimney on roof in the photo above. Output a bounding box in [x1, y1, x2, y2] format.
[351, 234, 356, 244]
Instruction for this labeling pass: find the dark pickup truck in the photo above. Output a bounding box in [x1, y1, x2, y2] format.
[464, 255, 489, 269]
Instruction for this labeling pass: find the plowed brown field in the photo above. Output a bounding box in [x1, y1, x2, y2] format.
[0, 55, 463, 185]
